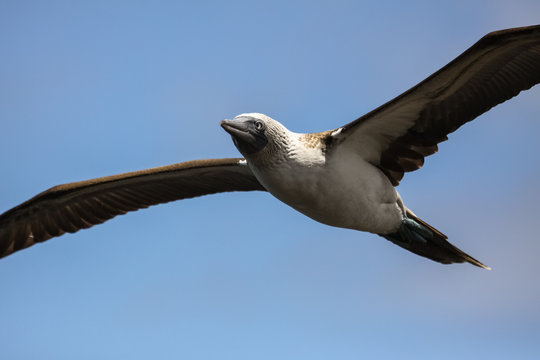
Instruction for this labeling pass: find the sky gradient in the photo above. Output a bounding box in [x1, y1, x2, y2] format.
[1, 1, 540, 359]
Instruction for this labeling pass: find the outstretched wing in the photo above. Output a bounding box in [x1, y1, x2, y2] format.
[0, 158, 265, 258]
[330, 25, 540, 185]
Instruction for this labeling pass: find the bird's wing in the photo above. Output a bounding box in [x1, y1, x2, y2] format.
[0, 158, 265, 258]
[329, 25, 540, 185]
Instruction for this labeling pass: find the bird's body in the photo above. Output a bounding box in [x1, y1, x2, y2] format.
[242, 114, 403, 234]
[1, 25, 540, 269]
[259, 157, 402, 234]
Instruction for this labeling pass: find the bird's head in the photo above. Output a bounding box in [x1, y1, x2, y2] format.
[221, 113, 290, 162]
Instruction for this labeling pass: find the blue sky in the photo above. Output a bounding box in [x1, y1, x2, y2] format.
[1, 1, 540, 359]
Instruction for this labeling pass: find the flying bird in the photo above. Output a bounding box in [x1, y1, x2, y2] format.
[1, 25, 540, 268]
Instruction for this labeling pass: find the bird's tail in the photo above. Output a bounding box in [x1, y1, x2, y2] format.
[380, 210, 490, 269]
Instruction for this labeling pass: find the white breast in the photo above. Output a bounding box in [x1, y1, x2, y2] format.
[249, 137, 403, 234]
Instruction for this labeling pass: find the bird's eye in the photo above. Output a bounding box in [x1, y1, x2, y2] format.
[255, 121, 264, 130]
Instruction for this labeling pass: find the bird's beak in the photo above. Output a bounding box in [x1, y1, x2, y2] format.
[220, 119, 268, 154]
[220, 120, 254, 144]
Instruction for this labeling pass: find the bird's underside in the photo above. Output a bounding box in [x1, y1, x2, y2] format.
[1, 24, 540, 268]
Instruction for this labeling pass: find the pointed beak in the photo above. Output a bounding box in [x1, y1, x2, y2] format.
[221, 119, 247, 136]
[220, 119, 256, 144]
[220, 119, 268, 154]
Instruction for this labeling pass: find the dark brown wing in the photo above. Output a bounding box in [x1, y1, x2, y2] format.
[331, 25, 540, 185]
[0, 158, 265, 258]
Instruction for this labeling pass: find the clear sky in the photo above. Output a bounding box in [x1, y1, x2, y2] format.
[1, 1, 539, 359]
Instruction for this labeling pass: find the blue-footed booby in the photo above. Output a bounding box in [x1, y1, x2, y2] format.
[1, 25, 540, 268]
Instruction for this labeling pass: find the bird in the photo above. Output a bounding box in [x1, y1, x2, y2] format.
[1, 25, 539, 268]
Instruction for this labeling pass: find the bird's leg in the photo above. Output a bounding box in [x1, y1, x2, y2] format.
[399, 218, 433, 244]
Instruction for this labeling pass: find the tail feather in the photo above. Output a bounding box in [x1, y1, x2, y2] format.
[381, 211, 490, 270]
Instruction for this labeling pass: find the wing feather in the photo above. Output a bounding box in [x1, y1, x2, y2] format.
[0, 158, 265, 258]
[331, 25, 540, 185]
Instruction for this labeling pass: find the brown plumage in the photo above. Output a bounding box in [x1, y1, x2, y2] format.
[334, 25, 540, 185]
[388, 210, 490, 269]
[0, 159, 265, 258]
[299, 131, 332, 149]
